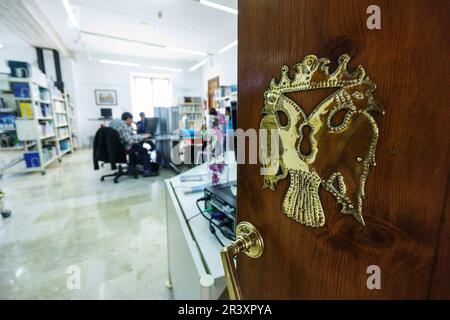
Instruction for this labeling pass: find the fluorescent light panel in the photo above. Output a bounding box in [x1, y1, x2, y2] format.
[199, 0, 238, 15]
[218, 40, 237, 54]
[62, 0, 80, 30]
[98, 59, 182, 72]
[150, 65, 183, 73]
[80, 30, 209, 57]
[165, 46, 208, 56]
[189, 59, 207, 72]
[98, 59, 139, 67]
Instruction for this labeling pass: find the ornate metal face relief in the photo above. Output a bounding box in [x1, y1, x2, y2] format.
[260, 54, 384, 228]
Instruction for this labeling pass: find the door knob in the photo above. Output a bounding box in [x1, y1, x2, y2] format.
[220, 221, 264, 300]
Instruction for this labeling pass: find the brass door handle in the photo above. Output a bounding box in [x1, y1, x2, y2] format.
[220, 221, 264, 300]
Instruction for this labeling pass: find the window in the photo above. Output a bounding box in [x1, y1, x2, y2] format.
[130, 74, 172, 117]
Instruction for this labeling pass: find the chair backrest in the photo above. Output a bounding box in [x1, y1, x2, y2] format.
[93, 127, 127, 165]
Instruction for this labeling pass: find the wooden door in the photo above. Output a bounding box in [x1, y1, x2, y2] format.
[208, 76, 219, 109]
[237, 0, 450, 299]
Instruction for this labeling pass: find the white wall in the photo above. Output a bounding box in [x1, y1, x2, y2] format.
[73, 53, 203, 146]
[200, 46, 237, 98]
[0, 23, 36, 73]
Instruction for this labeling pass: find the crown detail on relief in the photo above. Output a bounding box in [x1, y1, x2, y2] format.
[269, 54, 367, 93]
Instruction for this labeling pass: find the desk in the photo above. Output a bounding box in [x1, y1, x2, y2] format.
[87, 118, 111, 124]
[153, 134, 180, 173]
[165, 162, 236, 299]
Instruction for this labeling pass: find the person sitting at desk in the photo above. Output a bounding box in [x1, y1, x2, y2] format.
[136, 112, 146, 134]
[109, 112, 158, 177]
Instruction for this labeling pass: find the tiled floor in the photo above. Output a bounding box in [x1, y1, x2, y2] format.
[0, 149, 175, 299]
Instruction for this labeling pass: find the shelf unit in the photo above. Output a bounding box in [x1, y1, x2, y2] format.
[0, 78, 20, 150]
[214, 91, 237, 102]
[211, 90, 237, 138]
[0, 108, 17, 113]
[178, 96, 203, 130]
[214, 90, 237, 114]
[65, 94, 78, 150]
[52, 94, 74, 157]
[8, 77, 61, 174]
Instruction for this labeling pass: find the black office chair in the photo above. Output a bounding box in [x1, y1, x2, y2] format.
[100, 150, 139, 183]
[93, 127, 138, 184]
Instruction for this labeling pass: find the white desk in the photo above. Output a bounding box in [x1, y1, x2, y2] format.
[166, 162, 236, 299]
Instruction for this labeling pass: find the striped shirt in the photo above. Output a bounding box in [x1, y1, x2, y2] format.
[109, 119, 145, 150]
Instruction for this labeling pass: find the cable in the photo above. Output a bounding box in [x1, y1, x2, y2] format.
[196, 197, 225, 245]
[209, 218, 225, 247]
[196, 197, 234, 245]
[196, 197, 219, 228]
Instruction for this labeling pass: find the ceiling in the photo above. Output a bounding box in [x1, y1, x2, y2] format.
[33, 0, 237, 62]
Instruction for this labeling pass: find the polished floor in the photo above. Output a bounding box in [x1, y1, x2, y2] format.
[0, 149, 175, 299]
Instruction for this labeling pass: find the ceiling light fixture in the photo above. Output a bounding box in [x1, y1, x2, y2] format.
[140, 22, 156, 30]
[62, 0, 80, 30]
[98, 59, 139, 67]
[0, 43, 4, 49]
[199, 0, 238, 15]
[165, 46, 208, 57]
[81, 30, 164, 48]
[97, 59, 182, 72]
[80, 30, 209, 57]
[189, 59, 208, 72]
[218, 40, 237, 54]
[150, 65, 183, 73]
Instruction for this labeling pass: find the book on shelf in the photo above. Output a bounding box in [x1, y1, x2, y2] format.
[0, 114, 16, 131]
[11, 82, 31, 98]
[24, 151, 41, 168]
[180, 96, 202, 104]
[19, 102, 33, 118]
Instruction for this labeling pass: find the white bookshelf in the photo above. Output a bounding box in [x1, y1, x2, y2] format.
[9, 77, 61, 174]
[52, 94, 74, 157]
[0, 89, 20, 150]
[214, 91, 237, 102]
[65, 94, 78, 150]
[178, 96, 203, 130]
[214, 90, 237, 114]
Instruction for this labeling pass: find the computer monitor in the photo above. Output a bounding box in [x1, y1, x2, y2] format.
[144, 117, 159, 134]
[100, 108, 112, 119]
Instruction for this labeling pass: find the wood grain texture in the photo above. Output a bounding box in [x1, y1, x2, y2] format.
[429, 172, 450, 298]
[237, 0, 450, 299]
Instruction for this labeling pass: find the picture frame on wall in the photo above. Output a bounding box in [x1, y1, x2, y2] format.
[95, 90, 117, 105]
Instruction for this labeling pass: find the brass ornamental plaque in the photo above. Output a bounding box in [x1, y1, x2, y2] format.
[260, 54, 384, 227]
